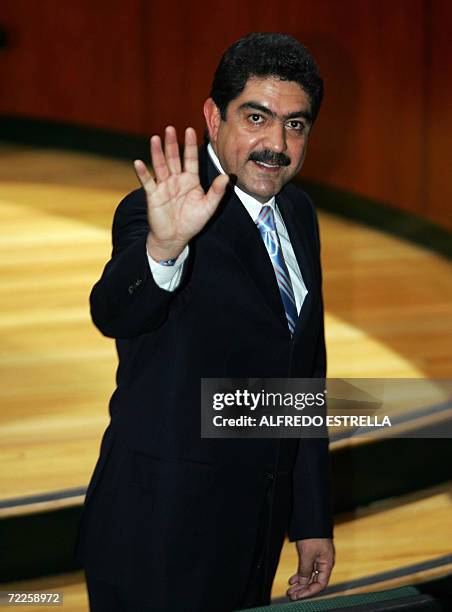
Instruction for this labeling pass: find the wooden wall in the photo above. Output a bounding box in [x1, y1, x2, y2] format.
[0, 0, 450, 229]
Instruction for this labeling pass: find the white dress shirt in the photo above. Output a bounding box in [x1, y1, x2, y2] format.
[147, 143, 308, 313]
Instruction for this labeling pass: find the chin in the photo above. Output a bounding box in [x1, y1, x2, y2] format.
[238, 176, 282, 200]
[241, 186, 274, 201]
[254, 183, 281, 199]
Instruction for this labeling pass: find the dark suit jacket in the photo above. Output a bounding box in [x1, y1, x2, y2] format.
[76, 145, 333, 611]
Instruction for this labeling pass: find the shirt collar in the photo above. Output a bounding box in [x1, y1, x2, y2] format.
[207, 142, 276, 222]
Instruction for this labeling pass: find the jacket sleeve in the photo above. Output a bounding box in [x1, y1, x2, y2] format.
[288, 198, 334, 541]
[288, 434, 334, 540]
[90, 188, 187, 339]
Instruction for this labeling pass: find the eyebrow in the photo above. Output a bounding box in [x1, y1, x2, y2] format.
[238, 101, 312, 124]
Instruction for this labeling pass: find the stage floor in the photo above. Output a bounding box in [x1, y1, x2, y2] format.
[1, 142, 450, 507]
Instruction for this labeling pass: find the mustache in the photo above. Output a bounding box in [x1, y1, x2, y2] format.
[248, 150, 291, 167]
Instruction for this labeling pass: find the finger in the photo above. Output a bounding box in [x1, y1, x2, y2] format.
[150, 135, 170, 182]
[296, 571, 312, 590]
[134, 160, 156, 193]
[205, 174, 229, 213]
[183, 127, 199, 175]
[164, 126, 182, 175]
[287, 574, 310, 596]
[289, 581, 327, 600]
[287, 563, 332, 599]
[287, 581, 309, 599]
[287, 550, 316, 597]
[287, 576, 310, 597]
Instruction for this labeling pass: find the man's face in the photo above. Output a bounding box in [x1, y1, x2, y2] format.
[205, 77, 313, 202]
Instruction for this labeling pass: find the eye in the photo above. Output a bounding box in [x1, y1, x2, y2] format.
[248, 114, 264, 125]
[286, 120, 305, 131]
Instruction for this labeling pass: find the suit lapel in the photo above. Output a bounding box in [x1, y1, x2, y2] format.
[199, 146, 319, 340]
[200, 147, 289, 333]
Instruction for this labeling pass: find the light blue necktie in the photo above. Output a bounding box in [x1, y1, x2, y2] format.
[255, 205, 298, 335]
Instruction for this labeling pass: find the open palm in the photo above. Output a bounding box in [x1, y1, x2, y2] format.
[134, 126, 229, 261]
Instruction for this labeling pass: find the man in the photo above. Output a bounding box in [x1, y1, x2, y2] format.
[76, 32, 335, 611]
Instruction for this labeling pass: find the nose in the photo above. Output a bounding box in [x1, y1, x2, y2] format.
[263, 122, 287, 153]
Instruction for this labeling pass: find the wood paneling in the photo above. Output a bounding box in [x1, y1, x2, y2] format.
[0, 1, 450, 228]
[0, 1, 147, 133]
[300, 1, 426, 218]
[425, 0, 452, 228]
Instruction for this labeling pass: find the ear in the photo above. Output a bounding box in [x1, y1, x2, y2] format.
[203, 98, 221, 143]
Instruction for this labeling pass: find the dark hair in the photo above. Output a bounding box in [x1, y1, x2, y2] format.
[210, 32, 323, 123]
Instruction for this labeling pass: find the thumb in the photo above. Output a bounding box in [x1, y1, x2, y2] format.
[205, 174, 229, 211]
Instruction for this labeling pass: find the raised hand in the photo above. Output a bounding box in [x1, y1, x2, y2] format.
[134, 126, 229, 262]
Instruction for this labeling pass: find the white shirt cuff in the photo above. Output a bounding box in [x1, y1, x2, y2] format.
[146, 245, 189, 292]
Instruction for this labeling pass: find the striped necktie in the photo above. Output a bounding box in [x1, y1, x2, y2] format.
[255, 205, 298, 335]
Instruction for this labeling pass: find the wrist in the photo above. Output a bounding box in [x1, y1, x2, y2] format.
[146, 234, 186, 263]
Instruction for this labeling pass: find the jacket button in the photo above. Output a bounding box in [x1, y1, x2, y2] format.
[265, 472, 274, 480]
[135, 278, 142, 287]
[128, 284, 135, 295]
